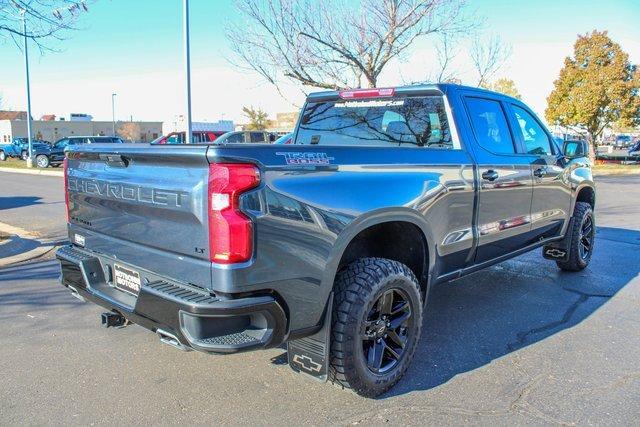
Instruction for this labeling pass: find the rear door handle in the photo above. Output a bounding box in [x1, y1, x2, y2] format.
[533, 167, 547, 178]
[481, 170, 499, 181]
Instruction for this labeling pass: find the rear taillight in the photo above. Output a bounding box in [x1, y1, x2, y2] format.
[208, 163, 260, 264]
[63, 157, 69, 222]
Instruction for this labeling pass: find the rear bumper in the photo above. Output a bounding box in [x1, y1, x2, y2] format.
[56, 245, 287, 353]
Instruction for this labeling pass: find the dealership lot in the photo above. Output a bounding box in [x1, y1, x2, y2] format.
[1, 172, 639, 424]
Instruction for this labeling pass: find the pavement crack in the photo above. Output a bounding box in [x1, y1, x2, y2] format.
[507, 288, 612, 351]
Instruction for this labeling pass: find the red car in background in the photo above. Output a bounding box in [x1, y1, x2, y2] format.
[151, 131, 227, 144]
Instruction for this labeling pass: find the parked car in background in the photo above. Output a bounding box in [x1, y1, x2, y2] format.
[0, 137, 51, 161]
[42, 136, 125, 168]
[614, 135, 632, 148]
[273, 133, 294, 145]
[628, 140, 640, 156]
[214, 130, 277, 144]
[151, 131, 226, 144]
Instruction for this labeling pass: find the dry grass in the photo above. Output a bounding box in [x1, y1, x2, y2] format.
[593, 163, 640, 176]
[0, 158, 30, 169]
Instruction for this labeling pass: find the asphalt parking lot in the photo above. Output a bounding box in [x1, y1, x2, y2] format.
[1, 172, 639, 424]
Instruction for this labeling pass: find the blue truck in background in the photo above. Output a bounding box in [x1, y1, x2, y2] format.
[0, 137, 51, 162]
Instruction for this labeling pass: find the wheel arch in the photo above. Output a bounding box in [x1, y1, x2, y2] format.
[320, 208, 436, 304]
[575, 185, 595, 210]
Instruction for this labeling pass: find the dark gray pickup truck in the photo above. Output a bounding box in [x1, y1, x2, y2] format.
[57, 84, 595, 397]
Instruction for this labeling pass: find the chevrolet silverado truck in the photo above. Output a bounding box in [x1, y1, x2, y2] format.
[57, 84, 595, 397]
[0, 137, 50, 163]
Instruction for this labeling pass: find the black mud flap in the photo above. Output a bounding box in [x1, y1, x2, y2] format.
[287, 293, 332, 382]
[543, 218, 574, 262]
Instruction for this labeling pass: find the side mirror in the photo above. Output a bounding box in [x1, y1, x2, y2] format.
[563, 140, 588, 159]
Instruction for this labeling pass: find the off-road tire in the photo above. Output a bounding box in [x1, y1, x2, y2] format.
[557, 202, 594, 271]
[329, 257, 423, 397]
[0, 150, 6, 161]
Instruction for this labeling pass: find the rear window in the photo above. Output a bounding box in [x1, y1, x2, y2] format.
[294, 96, 452, 148]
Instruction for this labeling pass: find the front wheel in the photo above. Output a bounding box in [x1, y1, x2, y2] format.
[21, 151, 28, 161]
[0, 151, 6, 161]
[557, 202, 595, 271]
[36, 154, 50, 168]
[330, 258, 423, 397]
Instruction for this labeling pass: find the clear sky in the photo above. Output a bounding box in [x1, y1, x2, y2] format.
[0, 0, 639, 124]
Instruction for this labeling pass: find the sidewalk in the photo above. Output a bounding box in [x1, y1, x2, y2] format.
[0, 222, 60, 267]
[0, 166, 63, 177]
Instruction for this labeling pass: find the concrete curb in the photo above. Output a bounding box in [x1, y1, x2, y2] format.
[0, 222, 55, 267]
[0, 167, 62, 177]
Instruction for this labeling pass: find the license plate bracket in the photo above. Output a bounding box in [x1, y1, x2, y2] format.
[113, 263, 141, 296]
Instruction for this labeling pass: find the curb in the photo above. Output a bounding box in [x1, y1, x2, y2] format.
[0, 167, 63, 177]
[0, 222, 57, 267]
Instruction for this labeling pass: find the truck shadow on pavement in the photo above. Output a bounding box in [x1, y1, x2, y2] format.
[1, 228, 638, 400]
[0, 196, 43, 210]
[385, 226, 640, 398]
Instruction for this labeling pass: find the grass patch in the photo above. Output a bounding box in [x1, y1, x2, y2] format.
[593, 163, 640, 176]
[0, 158, 62, 173]
[0, 158, 30, 169]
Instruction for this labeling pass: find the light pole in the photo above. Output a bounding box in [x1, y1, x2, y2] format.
[183, 0, 193, 144]
[111, 93, 117, 136]
[20, 10, 34, 168]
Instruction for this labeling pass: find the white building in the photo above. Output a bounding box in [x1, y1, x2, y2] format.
[163, 115, 234, 135]
[0, 112, 163, 143]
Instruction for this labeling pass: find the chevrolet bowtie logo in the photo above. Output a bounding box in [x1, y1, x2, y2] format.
[292, 354, 322, 373]
[545, 248, 566, 258]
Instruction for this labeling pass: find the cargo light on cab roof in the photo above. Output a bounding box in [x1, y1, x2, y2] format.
[338, 88, 395, 99]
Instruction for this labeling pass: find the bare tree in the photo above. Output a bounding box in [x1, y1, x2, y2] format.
[0, 0, 92, 50]
[117, 122, 141, 142]
[427, 33, 461, 83]
[470, 34, 511, 87]
[227, 0, 471, 92]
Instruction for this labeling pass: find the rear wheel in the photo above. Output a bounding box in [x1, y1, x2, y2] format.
[330, 258, 422, 397]
[21, 150, 28, 160]
[36, 154, 50, 168]
[0, 150, 6, 161]
[557, 202, 594, 271]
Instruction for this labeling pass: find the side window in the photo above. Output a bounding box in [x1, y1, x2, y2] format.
[250, 132, 265, 143]
[465, 97, 515, 154]
[512, 105, 553, 155]
[227, 133, 244, 143]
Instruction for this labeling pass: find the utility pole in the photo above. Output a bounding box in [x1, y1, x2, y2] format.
[21, 10, 34, 168]
[183, 0, 193, 144]
[111, 93, 117, 136]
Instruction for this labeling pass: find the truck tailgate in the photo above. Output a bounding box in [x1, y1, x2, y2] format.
[66, 144, 212, 287]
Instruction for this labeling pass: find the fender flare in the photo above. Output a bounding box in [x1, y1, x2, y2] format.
[317, 208, 436, 314]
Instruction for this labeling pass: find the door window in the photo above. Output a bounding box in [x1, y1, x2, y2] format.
[511, 106, 553, 155]
[465, 98, 515, 154]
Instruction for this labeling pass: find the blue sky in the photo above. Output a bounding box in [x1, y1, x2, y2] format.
[1, 0, 639, 123]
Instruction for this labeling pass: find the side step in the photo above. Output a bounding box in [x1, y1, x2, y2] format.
[287, 294, 332, 382]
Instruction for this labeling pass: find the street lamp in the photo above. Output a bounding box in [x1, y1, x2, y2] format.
[183, 0, 193, 144]
[19, 9, 34, 168]
[111, 93, 117, 136]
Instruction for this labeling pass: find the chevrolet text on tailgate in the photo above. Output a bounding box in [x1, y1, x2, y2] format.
[58, 84, 595, 397]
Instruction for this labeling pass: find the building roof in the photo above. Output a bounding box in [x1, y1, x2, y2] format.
[0, 110, 28, 120]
